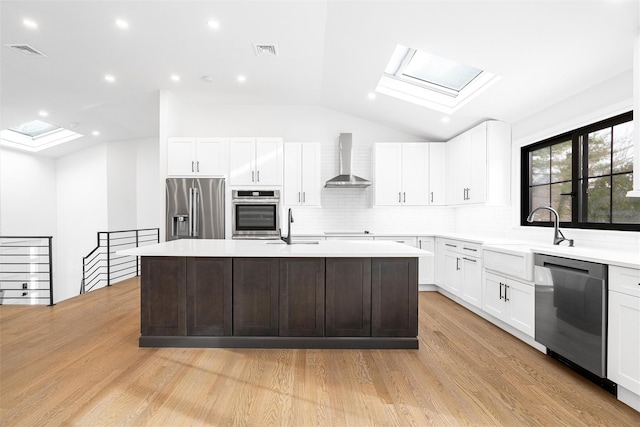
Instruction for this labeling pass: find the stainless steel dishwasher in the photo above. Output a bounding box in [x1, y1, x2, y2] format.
[534, 254, 616, 394]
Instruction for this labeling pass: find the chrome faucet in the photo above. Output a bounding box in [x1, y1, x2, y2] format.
[281, 208, 294, 245]
[526, 206, 574, 246]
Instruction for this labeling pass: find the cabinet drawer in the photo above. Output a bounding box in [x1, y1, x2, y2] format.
[444, 239, 481, 255]
[610, 265, 640, 297]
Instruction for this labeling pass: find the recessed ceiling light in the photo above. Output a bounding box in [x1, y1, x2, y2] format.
[441, 116, 451, 123]
[38, 110, 48, 117]
[368, 92, 376, 100]
[115, 19, 128, 29]
[92, 131, 100, 136]
[171, 74, 180, 82]
[104, 74, 115, 83]
[23, 19, 38, 29]
[237, 75, 246, 83]
[201, 75, 214, 83]
[208, 20, 220, 30]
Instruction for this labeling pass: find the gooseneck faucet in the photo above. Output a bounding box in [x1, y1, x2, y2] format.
[526, 206, 574, 246]
[281, 208, 294, 245]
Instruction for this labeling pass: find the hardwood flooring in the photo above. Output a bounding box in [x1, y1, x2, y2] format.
[1, 277, 638, 426]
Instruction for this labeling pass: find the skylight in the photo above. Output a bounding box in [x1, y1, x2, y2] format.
[9, 120, 60, 137]
[1, 120, 83, 153]
[376, 45, 501, 114]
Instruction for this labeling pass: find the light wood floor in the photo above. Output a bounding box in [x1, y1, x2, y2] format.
[1, 278, 638, 426]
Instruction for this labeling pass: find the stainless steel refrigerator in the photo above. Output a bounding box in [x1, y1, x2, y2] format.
[166, 178, 225, 240]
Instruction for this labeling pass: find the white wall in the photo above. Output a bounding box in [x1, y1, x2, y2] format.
[455, 70, 639, 251]
[56, 144, 109, 302]
[107, 141, 138, 231]
[135, 138, 161, 229]
[0, 148, 57, 236]
[161, 101, 456, 235]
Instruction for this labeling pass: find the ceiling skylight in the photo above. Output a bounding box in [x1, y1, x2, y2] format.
[376, 45, 500, 114]
[1, 120, 83, 153]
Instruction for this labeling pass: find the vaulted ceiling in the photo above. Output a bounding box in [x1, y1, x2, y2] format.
[1, 0, 638, 157]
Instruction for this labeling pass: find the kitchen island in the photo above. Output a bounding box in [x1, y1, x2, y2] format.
[118, 239, 427, 349]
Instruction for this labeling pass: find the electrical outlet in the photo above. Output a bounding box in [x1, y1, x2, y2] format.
[22, 283, 28, 290]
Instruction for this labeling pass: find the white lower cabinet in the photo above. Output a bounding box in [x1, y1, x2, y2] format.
[460, 255, 482, 307]
[482, 271, 534, 337]
[434, 238, 446, 287]
[439, 239, 482, 308]
[608, 266, 640, 398]
[417, 237, 435, 285]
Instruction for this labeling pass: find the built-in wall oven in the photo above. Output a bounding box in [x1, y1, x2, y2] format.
[534, 254, 615, 394]
[231, 190, 281, 239]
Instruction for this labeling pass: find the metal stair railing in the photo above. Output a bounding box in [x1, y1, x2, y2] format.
[80, 228, 159, 294]
[0, 236, 54, 305]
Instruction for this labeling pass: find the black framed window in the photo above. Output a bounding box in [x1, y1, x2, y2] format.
[521, 111, 639, 231]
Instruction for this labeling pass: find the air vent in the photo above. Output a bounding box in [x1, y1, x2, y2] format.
[252, 43, 278, 57]
[4, 44, 47, 57]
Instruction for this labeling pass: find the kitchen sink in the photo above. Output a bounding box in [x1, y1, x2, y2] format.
[482, 243, 534, 282]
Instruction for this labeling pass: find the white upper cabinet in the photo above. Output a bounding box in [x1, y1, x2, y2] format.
[373, 143, 429, 206]
[283, 142, 321, 206]
[428, 143, 446, 205]
[229, 137, 283, 186]
[446, 121, 511, 205]
[167, 137, 227, 176]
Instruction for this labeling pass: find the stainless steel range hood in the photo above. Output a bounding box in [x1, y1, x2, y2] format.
[325, 133, 371, 188]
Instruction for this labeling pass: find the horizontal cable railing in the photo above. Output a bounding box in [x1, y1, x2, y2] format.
[0, 236, 54, 305]
[81, 228, 159, 294]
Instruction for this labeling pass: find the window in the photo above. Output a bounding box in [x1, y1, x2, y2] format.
[375, 45, 500, 114]
[521, 111, 639, 231]
[1, 119, 82, 153]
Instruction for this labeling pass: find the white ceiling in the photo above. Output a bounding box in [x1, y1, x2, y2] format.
[1, 0, 638, 158]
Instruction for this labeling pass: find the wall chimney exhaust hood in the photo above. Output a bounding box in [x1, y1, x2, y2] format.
[325, 133, 371, 188]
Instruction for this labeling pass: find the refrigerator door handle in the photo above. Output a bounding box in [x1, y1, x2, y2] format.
[189, 187, 200, 237]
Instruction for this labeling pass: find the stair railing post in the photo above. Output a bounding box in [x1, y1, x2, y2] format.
[47, 237, 55, 306]
[106, 232, 111, 287]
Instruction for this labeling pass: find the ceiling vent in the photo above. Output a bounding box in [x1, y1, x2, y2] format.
[252, 43, 278, 57]
[4, 43, 47, 57]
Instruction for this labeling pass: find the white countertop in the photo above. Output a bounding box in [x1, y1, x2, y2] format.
[294, 231, 639, 269]
[117, 238, 430, 258]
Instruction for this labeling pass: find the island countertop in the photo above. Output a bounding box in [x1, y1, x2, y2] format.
[118, 238, 430, 258]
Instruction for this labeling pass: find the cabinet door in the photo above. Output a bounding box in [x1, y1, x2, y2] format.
[255, 137, 283, 185]
[401, 143, 429, 206]
[504, 279, 534, 337]
[229, 138, 256, 185]
[467, 124, 487, 203]
[325, 258, 371, 337]
[442, 251, 461, 296]
[417, 237, 435, 285]
[186, 258, 232, 336]
[196, 138, 227, 176]
[167, 137, 196, 176]
[140, 256, 186, 336]
[283, 143, 302, 206]
[428, 143, 446, 205]
[300, 143, 321, 206]
[445, 135, 466, 205]
[279, 258, 325, 337]
[434, 238, 446, 286]
[232, 258, 279, 336]
[608, 291, 640, 393]
[371, 258, 418, 337]
[373, 143, 402, 206]
[460, 256, 482, 308]
[482, 271, 506, 320]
